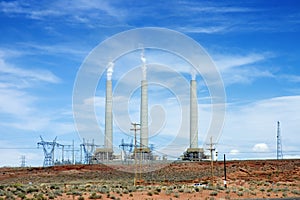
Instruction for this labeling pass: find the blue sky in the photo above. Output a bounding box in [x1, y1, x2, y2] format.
[0, 0, 300, 166]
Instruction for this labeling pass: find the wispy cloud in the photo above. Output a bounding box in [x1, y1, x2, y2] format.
[0, 54, 75, 136]
[212, 52, 275, 85]
[178, 26, 228, 34]
[280, 74, 300, 83]
[0, 0, 127, 26]
[0, 59, 60, 84]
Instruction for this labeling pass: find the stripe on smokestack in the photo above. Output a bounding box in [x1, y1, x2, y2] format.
[190, 78, 198, 149]
[140, 49, 148, 149]
[105, 61, 114, 151]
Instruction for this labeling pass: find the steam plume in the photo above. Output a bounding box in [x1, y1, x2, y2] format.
[141, 50, 147, 80]
[107, 61, 114, 80]
[190, 67, 196, 80]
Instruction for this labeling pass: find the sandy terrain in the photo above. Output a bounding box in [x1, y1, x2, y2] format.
[0, 159, 299, 199]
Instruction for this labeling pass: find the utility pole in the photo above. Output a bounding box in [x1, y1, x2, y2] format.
[224, 154, 227, 188]
[131, 122, 140, 186]
[277, 121, 283, 160]
[207, 136, 216, 185]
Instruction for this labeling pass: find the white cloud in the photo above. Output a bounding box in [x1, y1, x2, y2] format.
[230, 149, 239, 155]
[219, 95, 300, 159]
[212, 52, 275, 85]
[252, 143, 269, 152]
[0, 0, 127, 26]
[0, 56, 75, 135]
[0, 58, 60, 84]
[280, 74, 300, 83]
[215, 53, 268, 71]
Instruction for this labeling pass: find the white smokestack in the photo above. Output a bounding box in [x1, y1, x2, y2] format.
[107, 61, 114, 81]
[140, 49, 148, 150]
[105, 61, 113, 151]
[190, 80, 198, 149]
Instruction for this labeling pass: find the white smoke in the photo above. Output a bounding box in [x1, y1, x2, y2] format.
[190, 67, 196, 80]
[106, 61, 114, 80]
[141, 50, 147, 80]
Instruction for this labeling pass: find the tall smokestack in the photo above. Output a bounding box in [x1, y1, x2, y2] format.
[190, 78, 198, 149]
[105, 61, 114, 151]
[140, 50, 148, 149]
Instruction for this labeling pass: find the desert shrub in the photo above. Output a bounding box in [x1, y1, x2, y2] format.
[178, 188, 184, 193]
[282, 193, 288, 197]
[127, 186, 136, 193]
[53, 189, 63, 196]
[50, 185, 60, 190]
[147, 191, 153, 196]
[210, 191, 218, 196]
[155, 187, 161, 193]
[249, 186, 255, 191]
[89, 192, 102, 199]
[267, 188, 272, 193]
[225, 195, 230, 199]
[237, 191, 243, 196]
[165, 190, 172, 195]
[264, 182, 270, 186]
[250, 191, 256, 195]
[72, 191, 82, 196]
[48, 193, 56, 199]
[129, 193, 133, 197]
[78, 196, 84, 200]
[259, 188, 265, 192]
[34, 192, 46, 200]
[16, 191, 26, 199]
[4, 191, 15, 200]
[26, 187, 39, 194]
[257, 181, 263, 186]
[98, 187, 108, 194]
[122, 189, 129, 194]
[173, 192, 179, 198]
[291, 190, 300, 195]
[184, 188, 192, 193]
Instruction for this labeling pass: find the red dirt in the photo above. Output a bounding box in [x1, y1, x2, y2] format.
[0, 159, 299, 199]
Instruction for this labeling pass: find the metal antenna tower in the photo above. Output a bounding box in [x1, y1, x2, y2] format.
[37, 136, 60, 167]
[277, 121, 283, 159]
[20, 155, 26, 167]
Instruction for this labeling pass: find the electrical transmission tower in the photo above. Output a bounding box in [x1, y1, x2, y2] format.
[37, 136, 61, 167]
[119, 138, 134, 162]
[277, 121, 283, 159]
[80, 139, 100, 164]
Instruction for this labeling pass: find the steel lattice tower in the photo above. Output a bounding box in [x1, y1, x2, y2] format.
[37, 136, 60, 167]
[277, 121, 283, 159]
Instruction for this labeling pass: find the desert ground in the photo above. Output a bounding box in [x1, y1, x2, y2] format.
[0, 159, 299, 199]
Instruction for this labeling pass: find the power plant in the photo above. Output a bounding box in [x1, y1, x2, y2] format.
[93, 50, 207, 162]
[38, 50, 210, 166]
